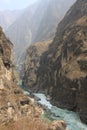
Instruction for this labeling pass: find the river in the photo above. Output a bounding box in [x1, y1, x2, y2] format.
[19, 80, 87, 130]
[34, 93, 87, 130]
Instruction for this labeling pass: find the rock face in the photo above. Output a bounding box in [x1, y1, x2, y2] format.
[23, 40, 52, 92]
[0, 26, 14, 83]
[0, 27, 41, 126]
[23, 0, 87, 124]
[41, 0, 87, 123]
[47, 120, 66, 130]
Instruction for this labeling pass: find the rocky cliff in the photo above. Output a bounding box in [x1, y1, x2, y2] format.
[39, 0, 87, 123]
[0, 27, 66, 130]
[0, 26, 14, 84]
[0, 26, 36, 124]
[23, 0, 87, 124]
[23, 40, 52, 92]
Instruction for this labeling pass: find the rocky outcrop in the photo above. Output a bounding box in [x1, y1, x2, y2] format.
[23, 0, 87, 123]
[0, 27, 44, 127]
[47, 120, 66, 130]
[23, 40, 52, 92]
[0, 26, 14, 83]
[0, 27, 37, 125]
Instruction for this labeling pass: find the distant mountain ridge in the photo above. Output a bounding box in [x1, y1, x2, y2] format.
[0, 10, 23, 30]
[32, 0, 76, 44]
[5, 0, 76, 67]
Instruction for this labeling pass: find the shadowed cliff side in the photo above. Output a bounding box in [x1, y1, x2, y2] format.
[38, 0, 87, 124]
[23, 40, 52, 92]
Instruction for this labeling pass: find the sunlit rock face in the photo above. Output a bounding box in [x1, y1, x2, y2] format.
[0, 27, 38, 125]
[28, 0, 87, 124]
[0, 26, 14, 83]
[47, 120, 66, 130]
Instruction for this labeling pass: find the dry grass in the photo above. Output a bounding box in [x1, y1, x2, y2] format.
[0, 117, 48, 130]
[76, 16, 87, 26]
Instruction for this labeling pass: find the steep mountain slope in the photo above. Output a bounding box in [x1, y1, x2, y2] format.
[23, 0, 87, 124]
[6, 0, 76, 66]
[6, 4, 38, 65]
[32, 0, 76, 43]
[0, 26, 37, 125]
[0, 26, 66, 130]
[0, 10, 22, 30]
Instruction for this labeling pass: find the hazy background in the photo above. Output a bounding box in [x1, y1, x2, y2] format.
[0, 0, 76, 71]
[0, 0, 37, 10]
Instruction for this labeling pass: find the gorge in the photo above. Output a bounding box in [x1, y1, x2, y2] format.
[0, 0, 87, 130]
[23, 0, 87, 125]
